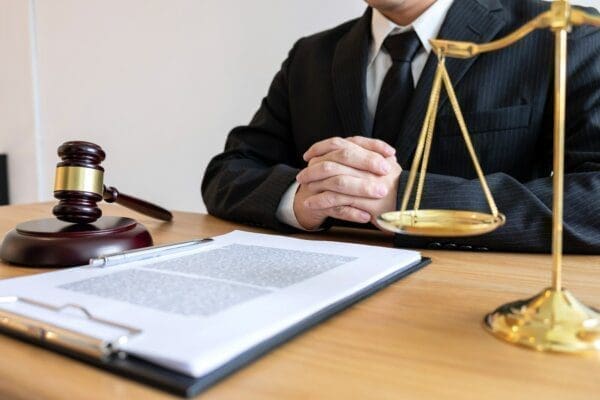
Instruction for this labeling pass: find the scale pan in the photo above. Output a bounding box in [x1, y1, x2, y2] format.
[377, 209, 506, 237]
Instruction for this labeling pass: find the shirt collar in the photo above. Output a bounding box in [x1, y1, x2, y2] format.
[369, 0, 454, 65]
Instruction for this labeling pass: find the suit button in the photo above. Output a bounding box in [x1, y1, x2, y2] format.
[443, 243, 457, 250]
[427, 242, 442, 249]
[459, 245, 473, 251]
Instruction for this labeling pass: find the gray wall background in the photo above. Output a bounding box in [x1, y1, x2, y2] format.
[0, 0, 597, 211]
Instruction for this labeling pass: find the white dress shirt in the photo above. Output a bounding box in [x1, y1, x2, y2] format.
[276, 1, 454, 230]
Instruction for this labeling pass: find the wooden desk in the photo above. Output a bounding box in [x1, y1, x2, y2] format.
[0, 203, 598, 400]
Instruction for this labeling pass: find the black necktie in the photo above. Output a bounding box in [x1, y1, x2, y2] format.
[372, 31, 422, 145]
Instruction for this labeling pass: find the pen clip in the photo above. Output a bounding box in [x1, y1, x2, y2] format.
[88, 238, 214, 267]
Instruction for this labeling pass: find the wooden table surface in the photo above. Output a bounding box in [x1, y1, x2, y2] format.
[0, 203, 598, 400]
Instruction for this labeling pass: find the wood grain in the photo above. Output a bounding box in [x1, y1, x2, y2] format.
[0, 202, 598, 400]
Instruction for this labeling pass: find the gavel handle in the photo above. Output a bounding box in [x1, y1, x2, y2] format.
[103, 186, 173, 221]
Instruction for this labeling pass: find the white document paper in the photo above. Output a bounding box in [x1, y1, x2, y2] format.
[0, 231, 422, 377]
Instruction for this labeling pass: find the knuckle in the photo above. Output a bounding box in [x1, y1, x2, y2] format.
[321, 161, 335, 173]
[331, 137, 344, 148]
[333, 176, 346, 191]
[308, 157, 318, 166]
[326, 194, 337, 208]
[339, 148, 352, 162]
[333, 205, 346, 216]
[341, 206, 359, 221]
[325, 192, 338, 208]
[369, 154, 383, 170]
[366, 183, 376, 196]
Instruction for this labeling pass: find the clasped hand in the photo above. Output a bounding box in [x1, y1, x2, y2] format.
[293, 136, 402, 231]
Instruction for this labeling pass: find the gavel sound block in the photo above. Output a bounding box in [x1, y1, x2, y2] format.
[0, 141, 172, 267]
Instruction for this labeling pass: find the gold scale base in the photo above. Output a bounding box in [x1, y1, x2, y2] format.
[484, 288, 600, 352]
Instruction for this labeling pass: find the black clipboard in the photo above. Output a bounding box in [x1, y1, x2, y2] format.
[0, 257, 430, 397]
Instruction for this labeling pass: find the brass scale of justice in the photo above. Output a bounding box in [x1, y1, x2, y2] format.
[376, 0, 600, 353]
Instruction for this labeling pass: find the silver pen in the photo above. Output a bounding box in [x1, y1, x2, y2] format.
[88, 238, 214, 267]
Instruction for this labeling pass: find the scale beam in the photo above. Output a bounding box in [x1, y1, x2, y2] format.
[430, 3, 599, 59]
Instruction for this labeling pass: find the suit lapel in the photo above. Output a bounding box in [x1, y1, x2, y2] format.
[332, 8, 372, 138]
[395, 0, 506, 166]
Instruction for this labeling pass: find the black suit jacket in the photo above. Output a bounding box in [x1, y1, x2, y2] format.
[202, 0, 600, 254]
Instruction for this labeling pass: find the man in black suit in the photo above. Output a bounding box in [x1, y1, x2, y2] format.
[202, 0, 600, 253]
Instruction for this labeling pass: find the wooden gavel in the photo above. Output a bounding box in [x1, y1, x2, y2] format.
[53, 141, 172, 224]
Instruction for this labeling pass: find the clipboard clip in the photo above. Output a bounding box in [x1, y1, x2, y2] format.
[0, 296, 141, 360]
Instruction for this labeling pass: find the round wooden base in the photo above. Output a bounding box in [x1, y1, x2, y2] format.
[0, 216, 153, 268]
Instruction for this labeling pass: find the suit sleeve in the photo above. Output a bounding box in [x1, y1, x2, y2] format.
[394, 23, 600, 254]
[201, 42, 301, 232]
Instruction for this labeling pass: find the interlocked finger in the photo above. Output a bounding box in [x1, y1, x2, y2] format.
[303, 191, 373, 211]
[327, 205, 371, 224]
[303, 136, 395, 162]
[303, 137, 353, 161]
[296, 161, 370, 184]
[306, 175, 388, 199]
[307, 147, 390, 176]
[346, 136, 396, 157]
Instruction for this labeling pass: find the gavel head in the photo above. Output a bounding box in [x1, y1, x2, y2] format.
[52, 141, 106, 224]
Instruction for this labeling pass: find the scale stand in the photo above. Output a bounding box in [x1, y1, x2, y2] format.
[378, 0, 600, 353]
